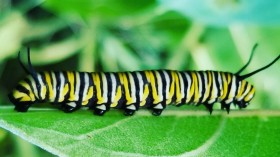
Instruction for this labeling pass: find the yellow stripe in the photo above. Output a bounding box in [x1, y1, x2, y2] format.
[186, 73, 194, 103]
[120, 73, 134, 105]
[85, 86, 93, 100]
[82, 85, 94, 105]
[220, 73, 228, 100]
[93, 73, 104, 104]
[244, 86, 255, 101]
[202, 71, 212, 102]
[44, 72, 54, 100]
[166, 72, 175, 104]
[41, 85, 46, 100]
[13, 90, 31, 101]
[67, 72, 76, 101]
[60, 83, 69, 102]
[174, 72, 182, 103]
[236, 81, 246, 98]
[148, 71, 161, 104]
[192, 72, 200, 103]
[209, 72, 217, 101]
[81, 85, 93, 106]
[18, 81, 35, 101]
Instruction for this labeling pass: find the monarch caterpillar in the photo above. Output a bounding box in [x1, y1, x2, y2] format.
[9, 44, 280, 116]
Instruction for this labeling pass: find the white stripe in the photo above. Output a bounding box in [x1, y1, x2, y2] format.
[225, 98, 233, 104]
[51, 72, 57, 102]
[154, 103, 163, 109]
[163, 71, 170, 100]
[67, 102, 77, 107]
[29, 75, 39, 99]
[155, 71, 163, 101]
[127, 105, 136, 110]
[184, 72, 192, 102]
[136, 72, 144, 100]
[178, 72, 185, 100]
[128, 73, 136, 103]
[37, 74, 45, 100]
[237, 81, 241, 96]
[82, 73, 90, 102]
[217, 72, 223, 97]
[208, 72, 217, 104]
[196, 72, 202, 102]
[96, 104, 106, 110]
[58, 72, 65, 102]
[101, 73, 108, 102]
[74, 72, 80, 101]
[229, 76, 237, 99]
[201, 72, 208, 102]
[110, 73, 117, 102]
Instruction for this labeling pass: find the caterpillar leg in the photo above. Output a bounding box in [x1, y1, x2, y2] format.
[152, 103, 165, 116]
[60, 102, 81, 113]
[204, 103, 214, 114]
[124, 104, 137, 116]
[14, 104, 31, 112]
[221, 102, 231, 114]
[93, 104, 107, 116]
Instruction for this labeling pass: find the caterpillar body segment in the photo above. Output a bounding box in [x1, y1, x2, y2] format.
[8, 45, 280, 116]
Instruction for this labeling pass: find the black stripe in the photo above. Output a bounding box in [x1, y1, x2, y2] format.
[139, 71, 152, 108]
[114, 72, 125, 108]
[205, 71, 213, 102]
[54, 72, 61, 103]
[46, 71, 53, 101]
[104, 72, 112, 104]
[180, 71, 189, 104]
[243, 82, 249, 98]
[131, 72, 140, 109]
[15, 84, 30, 99]
[151, 71, 159, 98]
[158, 70, 167, 108]
[214, 72, 220, 100]
[188, 72, 194, 103]
[124, 72, 132, 105]
[98, 73, 103, 96]
[24, 78, 37, 100]
[198, 71, 206, 104]
[233, 76, 240, 100]
[78, 72, 85, 104]
[62, 71, 70, 102]
[225, 73, 233, 101]
[88, 73, 97, 109]
[39, 72, 47, 102]
[35, 74, 42, 101]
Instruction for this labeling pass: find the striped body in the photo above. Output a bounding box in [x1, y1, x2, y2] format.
[11, 70, 255, 115]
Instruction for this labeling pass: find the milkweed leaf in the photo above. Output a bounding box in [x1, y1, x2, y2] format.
[0, 107, 280, 156]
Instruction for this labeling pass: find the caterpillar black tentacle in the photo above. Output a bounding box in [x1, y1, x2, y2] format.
[8, 45, 280, 116]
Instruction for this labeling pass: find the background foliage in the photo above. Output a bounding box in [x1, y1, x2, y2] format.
[0, 0, 280, 156]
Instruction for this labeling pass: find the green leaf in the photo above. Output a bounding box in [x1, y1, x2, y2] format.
[1, 106, 280, 156]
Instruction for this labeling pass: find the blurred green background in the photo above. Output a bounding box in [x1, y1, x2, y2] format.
[0, 0, 279, 156]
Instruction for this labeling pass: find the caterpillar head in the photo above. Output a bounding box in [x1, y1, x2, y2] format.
[235, 82, 255, 108]
[8, 75, 38, 112]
